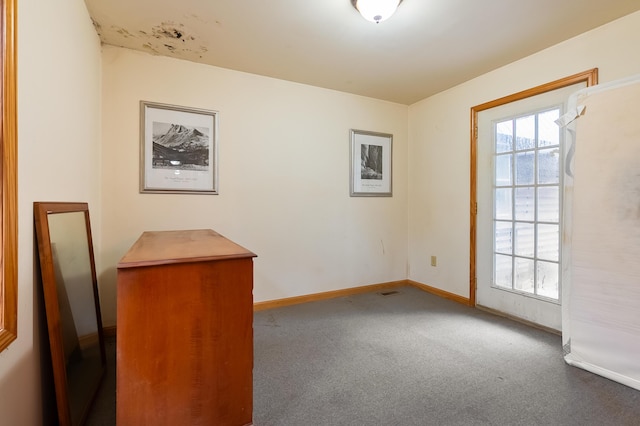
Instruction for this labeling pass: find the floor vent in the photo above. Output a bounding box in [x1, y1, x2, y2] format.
[380, 290, 399, 296]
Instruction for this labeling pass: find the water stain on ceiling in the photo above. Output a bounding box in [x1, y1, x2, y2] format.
[92, 19, 208, 59]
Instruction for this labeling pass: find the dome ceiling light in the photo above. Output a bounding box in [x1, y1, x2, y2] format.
[351, 0, 403, 24]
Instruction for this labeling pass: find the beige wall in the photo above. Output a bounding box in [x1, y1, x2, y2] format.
[0, 0, 102, 424]
[99, 46, 409, 327]
[407, 11, 640, 298]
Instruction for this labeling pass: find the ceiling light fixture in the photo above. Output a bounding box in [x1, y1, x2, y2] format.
[351, 0, 403, 24]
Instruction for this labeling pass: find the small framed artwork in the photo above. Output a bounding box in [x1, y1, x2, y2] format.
[140, 101, 218, 194]
[350, 129, 393, 197]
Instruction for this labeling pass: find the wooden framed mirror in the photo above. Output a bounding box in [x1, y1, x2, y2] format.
[34, 202, 106, 426]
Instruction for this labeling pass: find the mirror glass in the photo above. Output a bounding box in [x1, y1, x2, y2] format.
[35, 202, 106, 426]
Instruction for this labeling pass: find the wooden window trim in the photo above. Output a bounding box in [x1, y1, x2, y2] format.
[469, 69, 598, 307]
[0, 0, 17, 353]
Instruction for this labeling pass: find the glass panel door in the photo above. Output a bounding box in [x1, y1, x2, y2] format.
[476, 81, 586, 331]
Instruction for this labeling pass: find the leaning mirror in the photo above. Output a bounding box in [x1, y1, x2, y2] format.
[34, 202, 106, 426]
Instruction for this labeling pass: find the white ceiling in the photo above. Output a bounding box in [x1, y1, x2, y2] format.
[84, 0, 640, 105]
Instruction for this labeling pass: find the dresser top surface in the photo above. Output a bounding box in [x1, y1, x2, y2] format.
[118, 229, 256, 268]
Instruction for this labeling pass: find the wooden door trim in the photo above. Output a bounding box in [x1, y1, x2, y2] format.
[0, 0, 18, 353]
[469, 69, 598, 307]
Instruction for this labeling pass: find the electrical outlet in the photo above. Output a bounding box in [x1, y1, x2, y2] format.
[430, 256, 437, 267]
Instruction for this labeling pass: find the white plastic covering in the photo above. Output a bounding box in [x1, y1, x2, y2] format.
[561, 74, 640, 391]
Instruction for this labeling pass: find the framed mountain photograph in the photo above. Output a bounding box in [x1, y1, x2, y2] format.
[350, 129, 392, 197]
[140, 101, 219, 194]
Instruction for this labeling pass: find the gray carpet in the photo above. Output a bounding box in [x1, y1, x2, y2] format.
[86, 285, 640, 425]
[253, 286, 640, 426]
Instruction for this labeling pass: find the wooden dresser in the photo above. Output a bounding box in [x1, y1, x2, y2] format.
[116, 229, 256, 425]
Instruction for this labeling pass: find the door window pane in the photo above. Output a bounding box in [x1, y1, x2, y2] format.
[515, 222, 535, 258]
[538, 148, 560, 184]
[537, 187, 559, 222]
[514, 187, 534, 221]
[515, 151, 535, 185]
[495, 221, 512, 254]
[538, 110, 560, 147]
[537, 224, 559, 261]
[496, 120, 513, 153]
[495, 154, 512, 186]
[495, 254, 512, 289]
[514, 257, 535, 294]
[495, 188, 512, 220]
[537, 261, 559, 299]
[515, 115, 535, 150]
